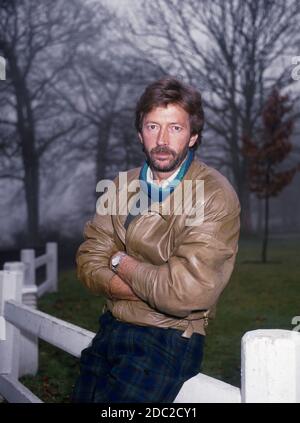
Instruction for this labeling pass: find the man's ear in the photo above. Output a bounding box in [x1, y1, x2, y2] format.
[188, 134, 198, 147]
[138, 132, 143, 144]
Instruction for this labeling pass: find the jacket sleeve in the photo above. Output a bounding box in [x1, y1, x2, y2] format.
[127, 191, 241, 318]
[76, 211, 119, 298]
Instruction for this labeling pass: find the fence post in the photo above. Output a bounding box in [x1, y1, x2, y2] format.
[0, 270, 22, 379]
[20, 249, 35, 288]
[241, 329, 300, 403]
[17, 250, 39, 377]
[46, 242, 58, 293]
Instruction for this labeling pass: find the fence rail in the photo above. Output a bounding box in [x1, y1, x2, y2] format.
[5, 300, 94, 358]
[0, 374, 42, 404]
[0, 269, 94, 403]
[0, 269, 300, 403]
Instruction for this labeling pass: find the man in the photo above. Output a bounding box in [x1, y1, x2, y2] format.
[71, 76, 241, 403]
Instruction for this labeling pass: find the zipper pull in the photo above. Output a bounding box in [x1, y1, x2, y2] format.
[203, 310, 209, 327]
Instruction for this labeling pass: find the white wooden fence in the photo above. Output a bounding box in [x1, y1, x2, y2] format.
[0, 269, 299, 403]
[4, 242, 58, 301]
[3, 242, 58, 377]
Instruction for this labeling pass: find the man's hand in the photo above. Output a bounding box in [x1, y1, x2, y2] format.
[108, 252, 140, 301]
[108, 273, 140, 301]
[110, 251, 140, 285]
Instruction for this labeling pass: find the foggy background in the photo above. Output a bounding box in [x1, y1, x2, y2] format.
[1, 0, 300, 269]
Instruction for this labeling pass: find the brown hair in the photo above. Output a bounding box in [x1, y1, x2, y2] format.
[135, 76, 204, 150]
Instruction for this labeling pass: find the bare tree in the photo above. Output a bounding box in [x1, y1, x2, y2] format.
[53, 29, 165, 195]
[0, 0, 105, 245]
[128, 0, 300, 233]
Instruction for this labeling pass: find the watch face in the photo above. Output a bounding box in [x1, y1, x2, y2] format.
[112, 256, 119, 266]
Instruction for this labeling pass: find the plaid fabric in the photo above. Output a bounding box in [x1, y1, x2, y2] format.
[71, 311, 205, 403]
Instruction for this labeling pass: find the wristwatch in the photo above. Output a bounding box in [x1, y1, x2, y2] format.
[111, 252, 126, 273]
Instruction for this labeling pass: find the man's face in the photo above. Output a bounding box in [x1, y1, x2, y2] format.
[138, 103, 198, 173]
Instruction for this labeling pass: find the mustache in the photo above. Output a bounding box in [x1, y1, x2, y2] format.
[151, 146, 175, 156]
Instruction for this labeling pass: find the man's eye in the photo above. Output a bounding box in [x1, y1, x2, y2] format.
[147, 124, 158, 130]
[172, 125, 182, 132]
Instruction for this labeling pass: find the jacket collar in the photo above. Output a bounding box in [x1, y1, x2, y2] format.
[139, 149, 195, 203]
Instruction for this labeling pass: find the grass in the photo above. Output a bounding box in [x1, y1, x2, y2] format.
[19, 235, 300, 402]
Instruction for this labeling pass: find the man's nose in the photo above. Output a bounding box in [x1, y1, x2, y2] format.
[157, 126, 169, 145]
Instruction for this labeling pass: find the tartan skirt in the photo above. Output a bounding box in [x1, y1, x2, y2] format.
[71, 310, 205, 403]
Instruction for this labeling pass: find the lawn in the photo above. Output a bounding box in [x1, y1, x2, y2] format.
[19, 235, 300, 402]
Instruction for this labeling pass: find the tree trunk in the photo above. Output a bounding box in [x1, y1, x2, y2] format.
[240, 186, 253, 235]
[24, 155, 40, 247]
[96, 137, 107, 185]
[94, 122, 111, 205]
[262, 166, 270, 263]
[230, 128, 253, 235]
[262, 194, 269, 263]
[256, 197, 264, 234]
[236, 161, 253, 235]
[9, 49, 40, 246]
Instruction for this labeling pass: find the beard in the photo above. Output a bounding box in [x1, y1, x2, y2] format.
[142, 143, 190, 173]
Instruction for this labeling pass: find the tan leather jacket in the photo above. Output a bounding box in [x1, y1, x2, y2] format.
[76, 157, 241, 337]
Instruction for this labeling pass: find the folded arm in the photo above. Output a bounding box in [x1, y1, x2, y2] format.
[114, 199, 241, 318]
[76, 212, 139, 301]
